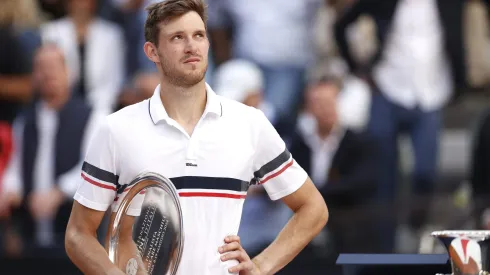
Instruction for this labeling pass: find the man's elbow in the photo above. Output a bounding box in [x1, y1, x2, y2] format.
[304, 192, 329, 232]
[65, 225, 79, 260]
[65, 221, 91, 262]
[317, 198, 329, 228]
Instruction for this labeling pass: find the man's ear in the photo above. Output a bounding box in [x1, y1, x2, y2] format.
[143, 42, 160, 63]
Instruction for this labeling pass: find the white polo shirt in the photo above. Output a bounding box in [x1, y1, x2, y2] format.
[73, 83, 308, 275]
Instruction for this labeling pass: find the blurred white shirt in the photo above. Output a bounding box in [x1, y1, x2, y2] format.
[40, 18, 125, 115]
[297, 113, 344, 188]
[373, 0, 452, 111]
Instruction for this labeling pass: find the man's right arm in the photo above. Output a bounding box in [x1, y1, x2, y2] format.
[65, 201, 124, 275]
[65, 117, 132, 274]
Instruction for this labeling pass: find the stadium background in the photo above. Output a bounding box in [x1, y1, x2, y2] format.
[1, 0, 490, 274]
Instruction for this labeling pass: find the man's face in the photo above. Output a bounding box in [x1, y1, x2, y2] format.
[306, 82, 339, 129]
[152, 11, 209, 88]
[33, 47, 68, 99]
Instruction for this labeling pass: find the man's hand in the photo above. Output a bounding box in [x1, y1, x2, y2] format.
[28, 187, 65, 219]
[219, 235, 261, 275]
[0, 192, 22, 219]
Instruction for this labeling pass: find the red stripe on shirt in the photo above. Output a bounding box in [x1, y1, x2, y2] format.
[178, 192, 246, 199]
[81, 172, 117, 191]
[260, 159, 294, 185]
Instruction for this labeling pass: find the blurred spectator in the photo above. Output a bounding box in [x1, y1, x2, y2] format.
[0, 44, 104, 258]
[0, 0, 41, 185]
[335, 0, 467, 252]
[213, 59, 278, 124]
[207, 0, 324, 117]
[40, 0, 125, 115]
[287, 71, 380, 255]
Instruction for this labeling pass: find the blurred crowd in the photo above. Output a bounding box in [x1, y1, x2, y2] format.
[3, 0, 490, 274]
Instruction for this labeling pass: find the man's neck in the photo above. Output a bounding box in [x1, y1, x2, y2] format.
[159, 80, 207, 133]
[72, 15, 92, 42]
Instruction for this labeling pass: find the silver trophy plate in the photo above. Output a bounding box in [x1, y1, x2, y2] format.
[432, 230, 490, 275]
[107, 172, 184, 275]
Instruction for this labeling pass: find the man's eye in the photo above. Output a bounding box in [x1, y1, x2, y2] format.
[173, 35, 182, 40]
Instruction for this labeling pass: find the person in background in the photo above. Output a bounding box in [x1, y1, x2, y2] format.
[334, 0, 468, 252]
[288, 71, 380, 255]
[271, 69, 378, 275]
[0, 44, 104, 258]
[0, 0, 40, 191]
[40, 0, 125, 115]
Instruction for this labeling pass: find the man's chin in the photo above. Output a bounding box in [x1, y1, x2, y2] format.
[184, 70, 206, 81]
[177, 73, 206, 87]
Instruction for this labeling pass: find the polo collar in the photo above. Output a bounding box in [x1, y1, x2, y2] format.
[149, 83, 222, 124]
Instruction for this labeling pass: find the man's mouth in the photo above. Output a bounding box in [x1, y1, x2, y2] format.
[184, 57, 200, 63]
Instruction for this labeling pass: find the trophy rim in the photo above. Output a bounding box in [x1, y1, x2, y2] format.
[107, 172, 184, 275]
[431, 230, 490, 240]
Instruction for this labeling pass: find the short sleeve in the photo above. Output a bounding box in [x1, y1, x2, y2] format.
[73, 117, 119, 212]
[252, 109, 308, 200]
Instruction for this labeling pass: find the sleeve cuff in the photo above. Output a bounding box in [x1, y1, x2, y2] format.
[74, 193, 111, 212]
[266, 172, 307, 201]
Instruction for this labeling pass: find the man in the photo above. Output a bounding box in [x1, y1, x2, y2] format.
[0, 44, 103, 257]
[65, 1, 328, 275]
[288, 75, 379, 254]
[334, 0, 467, 252]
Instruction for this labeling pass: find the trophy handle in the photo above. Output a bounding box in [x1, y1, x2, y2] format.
[106, 172, 184, 275]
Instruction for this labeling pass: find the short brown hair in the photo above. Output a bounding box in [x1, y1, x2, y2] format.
[144, 0, 207, 46]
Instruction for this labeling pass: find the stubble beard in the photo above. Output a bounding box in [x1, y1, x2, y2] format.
[159, 53, 207, 89]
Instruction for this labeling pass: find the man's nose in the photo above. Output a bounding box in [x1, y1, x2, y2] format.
[184, 39, 199, 54]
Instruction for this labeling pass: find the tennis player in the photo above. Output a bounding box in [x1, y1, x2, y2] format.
[64, 0, 328, 274]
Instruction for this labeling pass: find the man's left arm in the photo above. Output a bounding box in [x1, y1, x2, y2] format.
[248, 109, 328, 274]
[253, 177, 328, 275]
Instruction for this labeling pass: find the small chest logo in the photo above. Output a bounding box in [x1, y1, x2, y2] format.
[186, 162, 197, 167]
